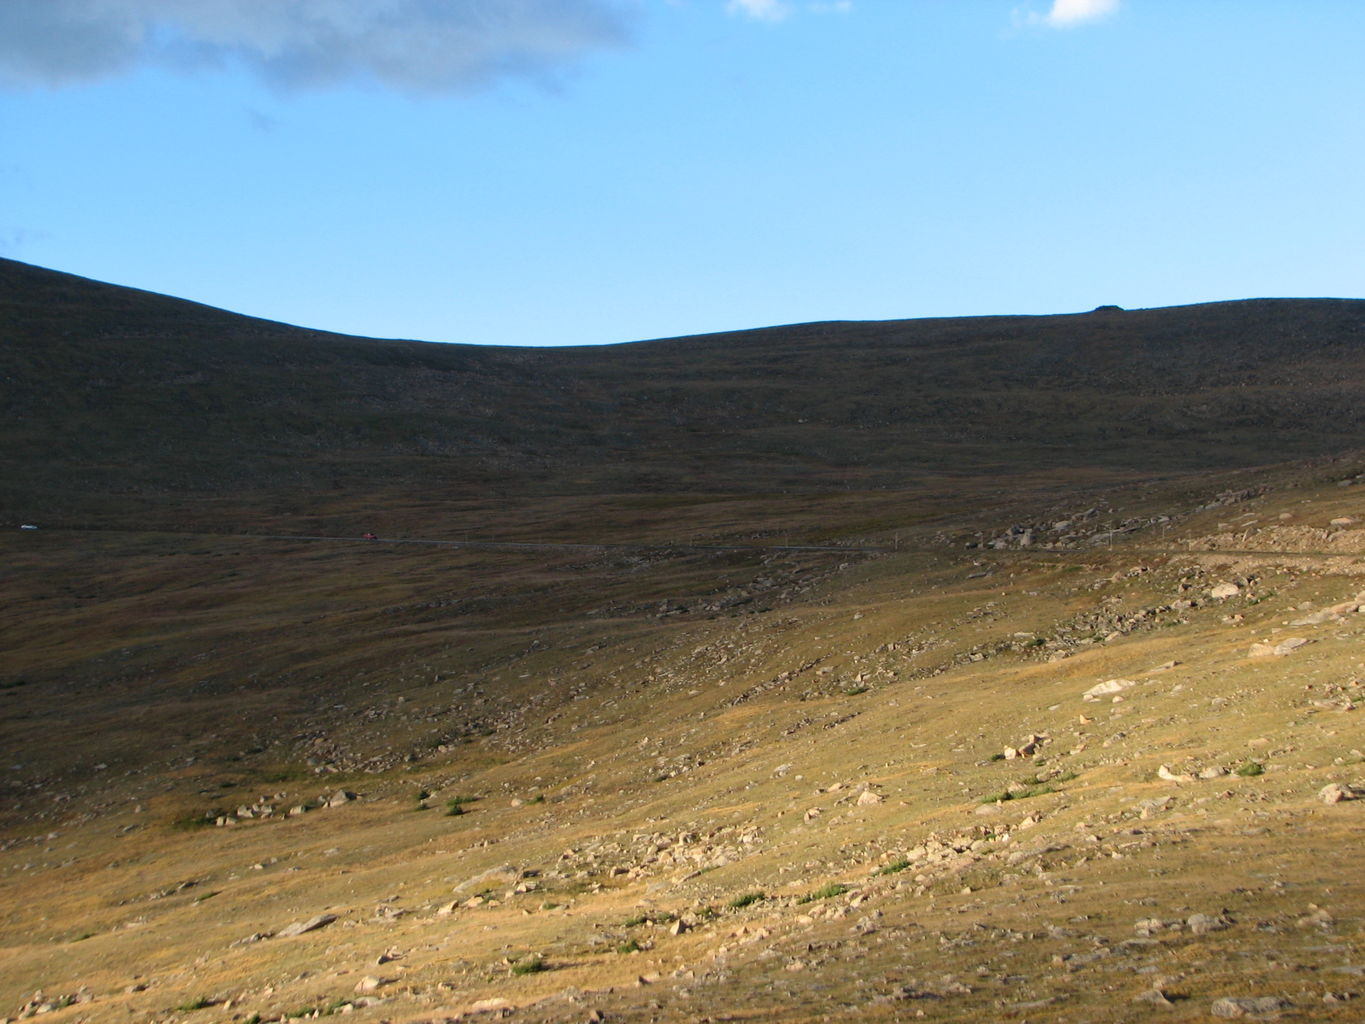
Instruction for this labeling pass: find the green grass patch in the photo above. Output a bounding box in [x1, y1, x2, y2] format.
[616, 938, 643, 954]
[510, 955, 546, 976]
[176, 998, 216, 1012]
[981, 771, 1075, 804]
[1235, 761, 1265, 777]
[797, 882, 849, 904]
[283, 1000, 349, 1019]
[170, 810, 220, 831]
[874, 858, 910, 877]
[981, 786, 1055, 804]
[844, 685, 870, 696]
[257, 767, 309, 784]
[446, 795, 479, 815]
[727, 891, 766, 909]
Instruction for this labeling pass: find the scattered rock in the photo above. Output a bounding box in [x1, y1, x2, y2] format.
[1297, 905, 1335, 929]
[455, 865, 521, 894]
[1210, 995, 1291, 1018]
[355, 976, 385, 993]
[327, 790, 357, 808]
[1084, 679, 1138, 702]
[1249, 638, 1309, 657]
[1134, 988, 1174, 1006]
[1209, 582, 1241, 600]
[1319, 783, 1357, 804]
[1187, 912, 1231, 936]
[467, 997, 514, 1014]
[856, 790, 884, 806]
[1157, 765, 1196, 783]
[276, 913, 337, 938]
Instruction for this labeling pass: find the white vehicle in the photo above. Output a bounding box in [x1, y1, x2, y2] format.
[19, 524, 37, 530]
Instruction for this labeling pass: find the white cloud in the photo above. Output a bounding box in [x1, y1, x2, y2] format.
[726, 0, 790, 22]
[1024, 0, 1120, 29]
[0, 0, 636, 93]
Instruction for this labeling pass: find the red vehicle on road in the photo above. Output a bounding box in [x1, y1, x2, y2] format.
[362, 532, 378, 541]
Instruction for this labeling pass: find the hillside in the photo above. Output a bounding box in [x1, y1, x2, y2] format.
[2, 261, 1365, 1023]
[3, 256, 1363, 535]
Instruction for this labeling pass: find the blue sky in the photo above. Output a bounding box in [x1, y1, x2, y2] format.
[2, 0, 1362, 347]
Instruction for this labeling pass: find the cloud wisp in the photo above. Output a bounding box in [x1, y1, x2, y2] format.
[726, 0, 790, 20]
[725, 0, 852, 22]
[1023, 0, 1120, 29]
[0, 0, 636, 93]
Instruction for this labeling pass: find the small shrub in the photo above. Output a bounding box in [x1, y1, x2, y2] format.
[1235, 761, 1265, 777]
[727, 891, 766, 909]
[616, 938, 643, 954]
[526, 794, 546, 805]
[874, 858, 910, 877]
[988, 752, 1006, 762]
[844, 685, 870, 696]
[623, 914, 650, 927]
[510, 955, 546, 976]
[176, 998, 216, 1012]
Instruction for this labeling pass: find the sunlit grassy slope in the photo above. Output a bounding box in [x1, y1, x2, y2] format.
[1, 259, 1363, 1022]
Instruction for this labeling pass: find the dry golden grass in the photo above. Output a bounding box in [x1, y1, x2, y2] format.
[4, 463, 1364, 1022]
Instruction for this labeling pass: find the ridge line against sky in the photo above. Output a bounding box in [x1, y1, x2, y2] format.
[2, 1, 1362, 347]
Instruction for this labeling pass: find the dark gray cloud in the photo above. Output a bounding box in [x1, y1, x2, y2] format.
[0, 0, 636, 92]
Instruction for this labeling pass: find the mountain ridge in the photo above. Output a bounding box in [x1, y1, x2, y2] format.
[4, 256, 1364, 529]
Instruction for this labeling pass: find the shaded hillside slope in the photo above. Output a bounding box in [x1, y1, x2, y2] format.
[3, 257, 1363, 526]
